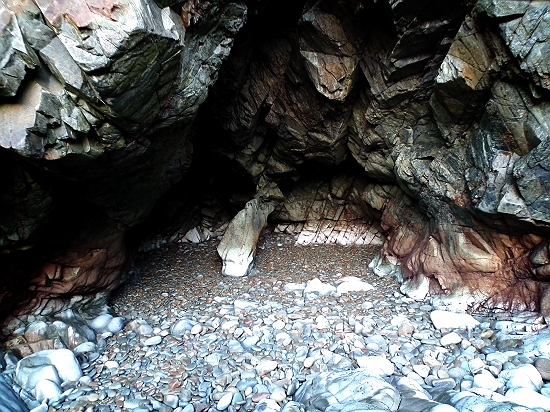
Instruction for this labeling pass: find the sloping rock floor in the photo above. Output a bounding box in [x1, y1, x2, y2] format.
[4, 234, 550, 411]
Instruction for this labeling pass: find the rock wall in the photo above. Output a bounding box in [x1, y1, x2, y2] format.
[2, 0, 550, 320]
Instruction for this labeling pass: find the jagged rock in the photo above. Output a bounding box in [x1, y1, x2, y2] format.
[0, 4, 39, 97]
[483, 0, 550, 91]
[430, 15, 498, 143]
[298, 7, 359, 101]
[217, 198, 275, 277]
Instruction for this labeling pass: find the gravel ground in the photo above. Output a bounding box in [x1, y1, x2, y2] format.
[111, 233, 395, 318]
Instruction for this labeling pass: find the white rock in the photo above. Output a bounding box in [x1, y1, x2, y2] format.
[294, 369, 400, 411]
[233, 299, 258, 310]
[440, 332, 462, 346]
[105, 360, 119, 369]
[284, 283, 305, 293]
[406, 372, 426, 387]
[89, 314, 113, 333]
[106, 316, 126, 334]
[394, 376, 430, 398]
[205, 353, 223, 366]
[190, 324, 202, 334]
[356, 357, 395, 376]
[221, 320, 239, 330]
[502, 364, 543, 391]
[304, 278, 336, 296]
[468, 358, 485, 374]
[270, 389, 286, 402]
[182, 404, 194, 412]
[73, 342, 98, 355]
[254, 399, 281, 412]
[273, 320, 285, 330]
[303, 357, 315, 368]
[470, 387, 507, 402]
[128, 319, 153, 335]
[170, 319, 197, 335]
[256, 360, 278, 376]
[390, 315, 408, 327]
[505, 387, 550, 410]
[16, 349, 82, 384]
[216, 392, 233, 410]
[34, 379, 62, 403]
[412, 364, 431, 378]
[315, 315, 329, 329]
[24, 321, 48, 343]
[217, 198, 274, 277]
[473, 370, 500, 392]
[485, 352, 509, 364]
[428, 405, 458, 412]
[336, 277, 374, 295]
[400, 274, 430, 300]
[79, 376, 92, 386]
[430, 310, 480, 330]
[15, 364, 60, 391]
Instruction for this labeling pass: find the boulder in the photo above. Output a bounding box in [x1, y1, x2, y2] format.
[293, 368, 401, 411]
[15, 348, 82, 389]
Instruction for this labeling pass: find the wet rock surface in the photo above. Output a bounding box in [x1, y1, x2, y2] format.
[3, 235, 550, 412]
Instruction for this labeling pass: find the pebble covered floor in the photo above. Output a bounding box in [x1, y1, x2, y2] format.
[10, 233, 550, 412]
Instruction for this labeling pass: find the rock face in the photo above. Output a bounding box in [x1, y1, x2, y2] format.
[2, 0, 550, 320]
[0, 0, 246, 320]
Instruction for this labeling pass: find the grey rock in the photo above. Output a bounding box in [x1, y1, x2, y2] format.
[170, 319, 197, 336]
[0, 374, 29, 411]
[294, 369, 401, 411]
[143, 336, 162, 346]
[535, 357, 550, 381]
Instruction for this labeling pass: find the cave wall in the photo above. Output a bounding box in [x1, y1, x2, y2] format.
[1, 0, 550, 320]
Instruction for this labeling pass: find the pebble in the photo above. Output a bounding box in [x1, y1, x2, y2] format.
[143, 336, 162, 346]
[440, 332, 462, 346]
[216, 392, 233, 410]
[4, 236, 550, 412]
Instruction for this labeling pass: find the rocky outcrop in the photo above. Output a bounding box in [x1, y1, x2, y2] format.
[208, 0, 550, 313]
[3, 0, 550, 321]
[0, 0, 246, 320]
